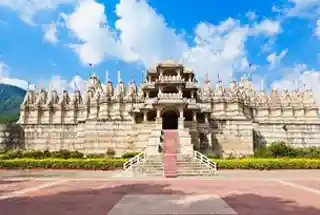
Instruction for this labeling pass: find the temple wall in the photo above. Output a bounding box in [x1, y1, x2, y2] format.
[254, 122, 320, 147]
[20, 120, 157, 156]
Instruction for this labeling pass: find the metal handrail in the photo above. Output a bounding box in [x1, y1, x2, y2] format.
[123, 152, 145, 169]
[193, 151, 217, 173]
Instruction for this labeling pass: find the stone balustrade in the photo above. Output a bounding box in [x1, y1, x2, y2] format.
[159, 75, 183, 83]
[158, 92, 183, 100]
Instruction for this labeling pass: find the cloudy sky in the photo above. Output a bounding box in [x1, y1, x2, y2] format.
[1, 0, 320, 102]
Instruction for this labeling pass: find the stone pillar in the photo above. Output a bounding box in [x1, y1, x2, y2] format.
[143, 111, 147, 122]
[204, 113, 208, 123]
[179, 109, 184, 119]
[193, 111, 197, 122]
[146, 91, 150, 98]
[156, 109, 162, 123]
[132, 113, 136, 123]
[207, 132, 212, 148]
[191, 90, 194, 98]
[178, 108, 184, 130]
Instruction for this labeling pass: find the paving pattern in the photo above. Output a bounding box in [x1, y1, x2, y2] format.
[1, 171, 320, 215]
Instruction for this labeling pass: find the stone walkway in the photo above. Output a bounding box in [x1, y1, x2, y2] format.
[2, 169, 320, 180]
[1, 170, 320, 214]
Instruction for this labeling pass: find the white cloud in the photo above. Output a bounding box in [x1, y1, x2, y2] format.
[43, 23, 58, 43]
[0, 61, 28, 90]
[272, 64, 320, 103]
[266, 49, 288, 70]
[252, 19, 281, 36]
[0, 0, 285, 88]
[63, 0, 137, 66]
[0, 0, 77, 24]
[285, 0, 320, 18]
[62, 0, 282, 85]
[115, 0, 188, 67]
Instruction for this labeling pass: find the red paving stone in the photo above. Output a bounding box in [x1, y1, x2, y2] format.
[0, 179, 320, 215]
[0, 180, 46, 196]
[288, 180, 320, 190]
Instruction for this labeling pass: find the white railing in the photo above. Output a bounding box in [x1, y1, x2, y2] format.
[123, 152, 145, 170]
[193, 151, 217, 174]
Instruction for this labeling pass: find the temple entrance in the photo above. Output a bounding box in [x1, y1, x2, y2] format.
[162, 110, 178, 130]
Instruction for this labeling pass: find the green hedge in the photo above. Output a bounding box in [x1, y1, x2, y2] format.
[0, 149, 141, 160]
[1, 158, 320, 170]
[215, 158, 320, 169]
[0, 158, 127, 170]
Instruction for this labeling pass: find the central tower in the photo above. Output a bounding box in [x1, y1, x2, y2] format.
[140, 59, 199, 131]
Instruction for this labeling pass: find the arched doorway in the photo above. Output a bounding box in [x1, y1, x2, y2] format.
[162, 110, 178, 130]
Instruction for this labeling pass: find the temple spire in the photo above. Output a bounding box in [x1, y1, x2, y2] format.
[260, 79, 264, 91]
[118, 70, 121, 83]
[106, 70, 109, 83]
[217, 73, 221, 83]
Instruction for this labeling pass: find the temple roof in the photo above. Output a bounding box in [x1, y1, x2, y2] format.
[158, 59, 182, 67]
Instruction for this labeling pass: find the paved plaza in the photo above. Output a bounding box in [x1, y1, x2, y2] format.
[1, 170, 320, 215]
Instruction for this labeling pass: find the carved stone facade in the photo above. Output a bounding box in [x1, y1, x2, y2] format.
[17, 60, 320, 156]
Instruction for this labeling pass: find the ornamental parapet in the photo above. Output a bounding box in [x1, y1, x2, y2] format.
[185, 81, 198, 88]
[158, 92, 182, 100]
[141, 82, 156, 89]
[158, 75, 184, 84]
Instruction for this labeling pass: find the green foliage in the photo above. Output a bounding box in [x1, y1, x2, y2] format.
[0, 84, 26, 118]
[1, 149, 84, 159]
[0, 158, 126, 170]
[121, 152, 141, 159]
[254, 145, 273, 158]
[206, 153, 222, 159]
[0, 112, 20, 123]
[86, 153, 106, 158]
[215, 158, 320, 170]
[254, 141, 320, 158]
[0, 157, 320, 170]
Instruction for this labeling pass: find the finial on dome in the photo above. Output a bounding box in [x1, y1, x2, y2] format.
[105, 70, 109, 84]
[204, 72, 210, 83]
[260, 79, 264, 91]
[118, 70, 122, 83]
[217, 73, 221, 83]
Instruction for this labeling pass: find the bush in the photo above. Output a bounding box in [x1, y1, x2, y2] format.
[121, 152, 140, 159]
[254, 141, 320, 158]
[1, 149, 84, 159]
[0, 157, 320, 170]
[86, 153, 106, 158]
[206, 153, 222, 159]
[0, 158, 127, 170]
[254, 145, 273, 158]
[214, 158, 320, 170]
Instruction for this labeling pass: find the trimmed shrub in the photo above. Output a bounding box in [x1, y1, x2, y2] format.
[0, 158, 127, 170]
[0, 157, 320, 170]
[121, 152, 140, 159]
[214, 158, 320, 170]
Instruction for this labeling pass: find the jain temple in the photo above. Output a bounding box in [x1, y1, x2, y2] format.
[17, 60, 320, 158]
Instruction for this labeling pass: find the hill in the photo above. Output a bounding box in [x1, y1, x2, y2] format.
[0, 84, 26, 123]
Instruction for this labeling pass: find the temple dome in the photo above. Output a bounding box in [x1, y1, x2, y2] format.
[158, 59, 182, 67]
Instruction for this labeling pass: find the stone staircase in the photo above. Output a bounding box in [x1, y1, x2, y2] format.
[122, 129, 217, 178]
[163, 130, 178, 177]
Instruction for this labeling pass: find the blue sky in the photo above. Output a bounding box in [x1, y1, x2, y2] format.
[1, 0, 320, 102]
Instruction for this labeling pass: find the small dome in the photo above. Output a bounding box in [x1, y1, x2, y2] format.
[159, 59, 182, 67]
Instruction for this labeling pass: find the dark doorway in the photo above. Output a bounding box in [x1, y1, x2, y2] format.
[162, 111, 178, 130]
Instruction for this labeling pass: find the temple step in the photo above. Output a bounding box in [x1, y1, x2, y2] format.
[163, 130, 177, 178]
